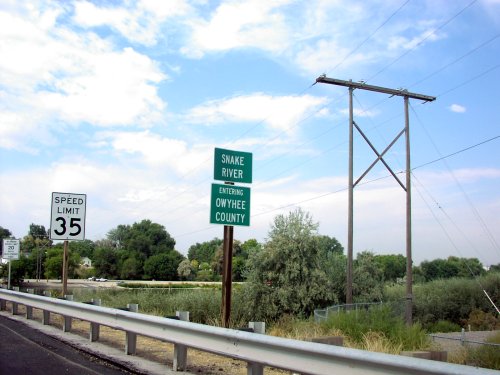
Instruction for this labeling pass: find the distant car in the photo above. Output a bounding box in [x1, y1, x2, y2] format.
[96, 278, 108, 282]
[87, 277, 96, 281]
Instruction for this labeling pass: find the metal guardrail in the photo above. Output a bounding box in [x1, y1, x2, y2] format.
[0, 289, 497, 375]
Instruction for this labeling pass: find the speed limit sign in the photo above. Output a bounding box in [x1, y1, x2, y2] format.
[50, 192, 86, 241]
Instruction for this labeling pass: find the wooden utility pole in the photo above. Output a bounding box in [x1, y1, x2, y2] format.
[221, 225, 234, 328]
[316, 76, 435, 325]
[62, 240, 69, 296]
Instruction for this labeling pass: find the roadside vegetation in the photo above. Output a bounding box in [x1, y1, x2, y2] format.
[1, 211, 499, 369]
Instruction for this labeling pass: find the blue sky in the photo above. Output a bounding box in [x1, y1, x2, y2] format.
[0, 0, 499, 266]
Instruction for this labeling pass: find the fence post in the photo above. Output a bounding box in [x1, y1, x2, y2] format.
[89, 298, 102, 342]
[125, 303, 138, 355]
[12, 287, 20, 315]
[461, 328, 465, 346]
[25, 289, 35, 319]
[173, 311, 190, 371]
[62, 295, 74, 332]
[247, 322, 265, 375]
[42, 290, 51, 325]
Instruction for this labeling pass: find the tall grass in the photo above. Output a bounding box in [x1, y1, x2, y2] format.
[73, 287, 253, 326]
[466, 332, 500, 370]
[321, 305, 430, 351]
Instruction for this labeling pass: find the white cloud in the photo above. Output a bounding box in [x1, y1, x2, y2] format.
[96, 131, 212, 175]
[73, 0, 191, 46]
[182, 0, 292, 58]
[186, 93, 327, 132]
[0, 2, 167, 152]
[36, 47, 167, 127]
[449, 104, 466, 113]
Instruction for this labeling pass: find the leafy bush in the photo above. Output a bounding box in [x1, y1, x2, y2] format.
[466, 309, 499, 331]
[384, 273, 500, 326]
[426, 320, 462, 333]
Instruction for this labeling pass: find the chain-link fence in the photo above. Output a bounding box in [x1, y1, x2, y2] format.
[314, 302, 384, 323]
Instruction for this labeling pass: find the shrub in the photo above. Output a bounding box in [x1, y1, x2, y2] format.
[466, 309, 499, 331]
[384, 273, 500, 326]
[426, 320, 462, 333]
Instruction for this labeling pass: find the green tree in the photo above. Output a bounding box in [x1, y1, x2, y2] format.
[126, 220, 175, 257]
[419, 257, 485, 281]
[44, 247, 80, 279]
[188, 238, 223, 264]
[245, 209, 335, 320]
[93, 246, 119, 279]
[316, 235, 344, 261]
[490, 264, 500, 273]
[374, 254, 406, 282]
[353, 251, 384, 302]
[321, 252, 347, 303]
[0, 226, 12, 240]
[177, 258, 195, 280]
[119, 255, 142, 279]
[0, 256, 30, 286]
[69, 239, 95, 259]
[144, 251, 184, 280]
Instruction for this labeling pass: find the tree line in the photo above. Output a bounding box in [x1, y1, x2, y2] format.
[1, 212, 497, 304]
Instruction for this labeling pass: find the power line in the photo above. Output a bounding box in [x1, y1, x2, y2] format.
[410, 103, 500, 256]
[324, 0, 410, 76]
[367, 0, 479, 82]
[408, 33, 500, 89]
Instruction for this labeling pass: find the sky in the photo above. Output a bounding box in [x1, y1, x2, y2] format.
[0, 0, 499, 266]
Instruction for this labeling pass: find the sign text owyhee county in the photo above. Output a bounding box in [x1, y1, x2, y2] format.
[214, 148, 252, 184]
[50, 192, 87, 241]
[210, 183, 251, 226]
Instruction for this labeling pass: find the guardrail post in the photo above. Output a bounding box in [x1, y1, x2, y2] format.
[25, 289, 35, 319]
[247, 322, 265, 375]
[63, 295, 73, 332]
[125, 303, 138, 355]
[42, 291, 51, 325]
[12, 287, 20, 315]
[173, 311, 190, 371]
[89, 298, 102, 342]
[461, 328, 465, 346]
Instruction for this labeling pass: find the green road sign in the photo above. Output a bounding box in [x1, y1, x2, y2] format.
[214, 148, 252, 184]
[210, 183, 250, 226]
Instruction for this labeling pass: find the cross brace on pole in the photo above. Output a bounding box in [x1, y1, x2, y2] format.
[316, 76, 435, 325]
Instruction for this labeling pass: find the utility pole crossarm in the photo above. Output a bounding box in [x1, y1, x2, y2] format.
[316, 76, 436, 102]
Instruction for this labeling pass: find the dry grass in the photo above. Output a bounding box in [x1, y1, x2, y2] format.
[4, 302, 288, 375]
[360, 332, 403, 354]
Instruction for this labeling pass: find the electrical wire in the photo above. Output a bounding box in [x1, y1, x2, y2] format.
[366, 0, 479, 83]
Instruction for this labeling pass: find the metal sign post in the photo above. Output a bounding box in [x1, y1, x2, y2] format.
[212, 148, 253, 327]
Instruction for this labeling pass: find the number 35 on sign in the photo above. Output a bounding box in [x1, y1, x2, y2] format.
[50, 192, 86, 241]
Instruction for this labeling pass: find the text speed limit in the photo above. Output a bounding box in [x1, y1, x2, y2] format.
[50, 192, 87, 241]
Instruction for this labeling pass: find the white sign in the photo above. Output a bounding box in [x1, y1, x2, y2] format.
[2, 239, 20, 260]
[50, 192, 87, 241]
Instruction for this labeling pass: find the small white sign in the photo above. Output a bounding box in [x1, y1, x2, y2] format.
[2, 239, 20, 260]
[50, 192, 87, 241]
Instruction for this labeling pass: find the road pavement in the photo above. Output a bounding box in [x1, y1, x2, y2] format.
[0, 314, 135, 375]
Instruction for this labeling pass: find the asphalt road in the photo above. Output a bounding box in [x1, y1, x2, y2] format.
[0, 314, 135, 375]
